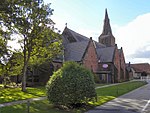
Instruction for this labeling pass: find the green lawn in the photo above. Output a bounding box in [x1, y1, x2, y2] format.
[96, 81, 147, 97]
[91, 81, 147, 106]
[0, 81, 147, 113]
[0, 86, 46, 104]
[0, 100, 70, 113]
[0, 83, 108, 104]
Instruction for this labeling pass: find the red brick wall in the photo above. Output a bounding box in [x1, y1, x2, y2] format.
[82, 40, 98, 73]
[114, 47, 121, 82]
[120, 51, 126, 80]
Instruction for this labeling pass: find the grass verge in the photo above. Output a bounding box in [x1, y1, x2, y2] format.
[0, 81, 147, 113]
[0, 86, 46, 104]
[89, 81, 147, 106]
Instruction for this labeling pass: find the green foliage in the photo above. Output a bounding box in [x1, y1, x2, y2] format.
[0, 0, 62, 91]
[8, 52, 23, 76]
[0, 28, 11, 73]
[93, 74, 101, 83]
[0, 52, 23, 87]
[0, 36, 7, 58]
[4, 52, 23, 76]
[0, 0, 62, 64]
[46, 61, 96, 107]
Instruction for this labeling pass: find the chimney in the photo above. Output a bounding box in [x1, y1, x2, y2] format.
[128, 62, 131, 66]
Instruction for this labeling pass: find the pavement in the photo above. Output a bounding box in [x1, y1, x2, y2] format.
[86, 81, 150, 113]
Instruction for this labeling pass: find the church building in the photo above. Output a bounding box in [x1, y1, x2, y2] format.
[22, 9, 127, 85]
[60, 9, 127, 83]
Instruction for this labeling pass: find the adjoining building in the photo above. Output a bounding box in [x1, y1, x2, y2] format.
[127, 63, 150, 79]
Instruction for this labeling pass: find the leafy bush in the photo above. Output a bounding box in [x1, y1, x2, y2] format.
[93, 74, 101, 83]
[46, 61, 96, 107]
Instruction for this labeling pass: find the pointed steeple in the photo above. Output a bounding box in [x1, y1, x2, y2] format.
[98, 9, 115, 47]
[102, 8, 112, 35]
[105, 8, 109, 21]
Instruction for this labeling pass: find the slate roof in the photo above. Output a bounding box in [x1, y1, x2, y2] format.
[64, 41, 89, 61]
[62, 27, 89, 45]
[96, 47, 116, 63]
[131, 63, 150, 73]
[61, 27, 116, 62]
[93, 41, 106, 48]
[66, 28, 89, 41]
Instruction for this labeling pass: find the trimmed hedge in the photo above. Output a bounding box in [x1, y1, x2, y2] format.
[46, 61, 96, 107]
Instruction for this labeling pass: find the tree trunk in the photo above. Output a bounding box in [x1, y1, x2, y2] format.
[22, 35, 29, 92]
[22, 63, 27, 92]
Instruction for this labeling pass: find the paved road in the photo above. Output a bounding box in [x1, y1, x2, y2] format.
[86, 82, 150, 113]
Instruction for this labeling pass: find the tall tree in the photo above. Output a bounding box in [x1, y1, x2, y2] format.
[1, 52, 23, 87]
[0, 28, 10, 60]
[0, 0, 62, 91]
[0, 27, 11, 75]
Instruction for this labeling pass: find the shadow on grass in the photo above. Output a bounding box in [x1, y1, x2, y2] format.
[26, 87, 46, 97]
[1, 100, 72, 113]
[0, 87, 46, 104]
[88, 96, 115, 106]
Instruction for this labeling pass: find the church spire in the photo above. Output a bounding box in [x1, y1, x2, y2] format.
[98, 9, 115, 47]
[105, 8, 109, 21]
[102, 8, 112, 35]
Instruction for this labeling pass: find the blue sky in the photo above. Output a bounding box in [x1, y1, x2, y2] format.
[43, 0, 150, 64]
[45, 0, 150, 26]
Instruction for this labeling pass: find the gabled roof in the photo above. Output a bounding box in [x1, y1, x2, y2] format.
[62, 27, 90, 61]
[94, 41, 106, 48]
[62, 27, 116, 63]
[62, 27, 106, 62]
[131, 63, 150, 73]
[66, 28, 89, 41]
[64, 41, 89, 61]
[96, 47, 116, 63]
[62, 27, 88, 45]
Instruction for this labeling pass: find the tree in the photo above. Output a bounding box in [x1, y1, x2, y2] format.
[46, 61, 96, 108]
[0, 51, 23, 87]
[0, 28, 11, 80]
[0, 28, 11, 60]
[0, 0, 62, 91]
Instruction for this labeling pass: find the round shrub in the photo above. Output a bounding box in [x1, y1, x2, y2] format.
[46, 61, 96, 107]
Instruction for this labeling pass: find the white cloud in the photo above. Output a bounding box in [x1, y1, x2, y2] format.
[114, 13, 150, 64]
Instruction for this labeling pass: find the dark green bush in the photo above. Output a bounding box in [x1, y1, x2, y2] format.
[46, 61, 96, 107]
[93, 74, 101, 83]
